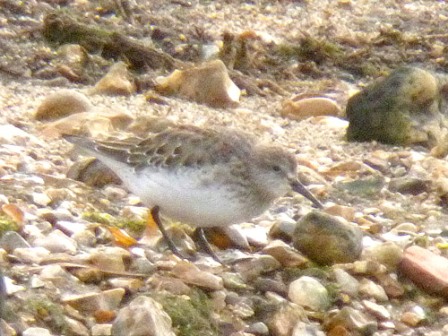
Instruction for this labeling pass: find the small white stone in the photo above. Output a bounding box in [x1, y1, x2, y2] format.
[32, 192, 52, 206]
[23, 327, 53, 336]
[3, 276, 26, 295]
[30, 275, 46, 289]
[288, 276, 330, 311]
[359, 279, 388, 302]
[92, 324, 112, 336]
[362, 300, 391, 320]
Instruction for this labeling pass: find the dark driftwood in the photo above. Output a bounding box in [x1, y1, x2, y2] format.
[43, 12, 177, 71]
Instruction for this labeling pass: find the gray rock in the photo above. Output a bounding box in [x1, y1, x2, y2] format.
[129, 257, 156, 275]
[112, 296, 175, 336]
[388, 176, 429, 195]
[333, 268, 359, 297]
[246, 322, 269, 335]
[0, 231, 30, 252]
[233, 255, 281, 281]
[346, 66, 447, 149]
[293, 210, 363, 265]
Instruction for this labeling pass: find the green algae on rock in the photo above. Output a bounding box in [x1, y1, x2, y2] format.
[154, 289, 219, 336]
[293, 210, 363, 266]
[346, 67, 448, 149]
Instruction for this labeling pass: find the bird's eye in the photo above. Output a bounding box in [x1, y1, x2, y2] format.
[272, 165, 281, 172]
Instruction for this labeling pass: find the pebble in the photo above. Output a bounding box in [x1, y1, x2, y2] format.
[0, 124, 43, 146]
[293, 210, 363, 265]
[254, 277, 287, 296]
[233, 255, 281, 281]
[267, 303, 307, 336]
[23, 327, 53, 336]
[362, 300, 391, 320]
[13, 246, 50, 264]
[288, 276, 330, 311]
[221, 272, 248, 291]
[324, 204, 356, 221]
[292, 321, 325, 336]
[400, 305, 427, 327]
[3, 276, 25, 295]
[350, 260, 386, 276]
[42, 109, 133, 139]
[362, 242, 403, 271]
[242, 224, 269, 247]
[64, 316, 90, 336]
[246, 322, 269, 335]
[34, 90, 92, 121]
[0, 231, 30, 252]
[62, 288, 125, 313]
[346, 66, 443, 148]
[262, 240, 308, 267]
[228, 298, 255, 319]
[359, 278, 389, 301]
[375, 273, 405, 298]
[72, 230, 97, 247]
[210, 290, 227, 310]
[32, 192, 52, 206]
[33, 229, 77, 254]
[388, 176, 430, 195]
[103, 185, 129, 202]
[91, 324, 112, 336]
[325, 306, 377, 335]
[155, 59, 240, 108]
[66, 157, 122, 188]
[399, 245, 448, 297]
[56, 44, 88, 80]
[172, 260, 223, 290]
[112, 296, 175, 336]
[107, 278, 144, 294]
[281, 96, 341, 120]
[2, 203, 24, 225]
[333, 268, 359, 297]
[30, 275, 45, 289]
[129, 257, 156, 274]
[269, 219, 296, 241]
[40, 264, 79, 286]
[89, 247, 131, 273]
[147, 275, 191, 295]
[91, 62, 136, 96]
[0, 320, 16, 336]
[359, 279, 389, 302]
[222, 225, 250, 249]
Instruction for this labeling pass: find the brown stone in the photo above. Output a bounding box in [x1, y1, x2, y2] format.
[399, 245, 448, 296]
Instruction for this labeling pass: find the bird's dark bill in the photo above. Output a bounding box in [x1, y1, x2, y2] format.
[291, 180, 323, 208]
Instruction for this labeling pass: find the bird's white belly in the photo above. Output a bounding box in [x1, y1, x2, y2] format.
[117, 166, 260, 227]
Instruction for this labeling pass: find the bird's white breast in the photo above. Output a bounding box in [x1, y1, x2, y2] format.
[115, 165, 263, 228]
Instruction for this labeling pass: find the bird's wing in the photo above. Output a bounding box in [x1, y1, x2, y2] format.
[64, 125, 254, 171]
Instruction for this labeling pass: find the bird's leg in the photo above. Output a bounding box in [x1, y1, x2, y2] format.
[151, 206, 195, 260]
[193, 228, 222, 263]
